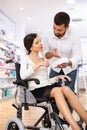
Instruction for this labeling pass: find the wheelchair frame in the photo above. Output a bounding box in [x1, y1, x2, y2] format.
[5, 62, 86, 130]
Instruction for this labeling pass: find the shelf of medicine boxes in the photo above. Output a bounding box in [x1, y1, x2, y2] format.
[0, 35, 18, 100]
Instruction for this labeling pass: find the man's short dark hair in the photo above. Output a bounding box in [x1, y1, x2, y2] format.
[54, 12, 70, 27]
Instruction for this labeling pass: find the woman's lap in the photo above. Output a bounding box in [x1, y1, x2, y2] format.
[30, 83, 60, 99]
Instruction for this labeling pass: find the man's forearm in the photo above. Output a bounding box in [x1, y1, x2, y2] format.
[45, 52, 53, 59]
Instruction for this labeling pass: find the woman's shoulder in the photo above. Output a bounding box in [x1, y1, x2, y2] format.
[21, 55, 32, 64]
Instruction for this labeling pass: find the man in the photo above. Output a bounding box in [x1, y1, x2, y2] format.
[42, 11, 82, 92]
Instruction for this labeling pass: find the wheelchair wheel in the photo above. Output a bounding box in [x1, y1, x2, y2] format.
[5, 117, 25, 130]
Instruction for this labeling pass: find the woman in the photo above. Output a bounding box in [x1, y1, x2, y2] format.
[20, 33, 87, 130]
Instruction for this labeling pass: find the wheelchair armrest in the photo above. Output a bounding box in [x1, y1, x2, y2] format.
[24, 78, 40, 84]
[13, 78, 40, 86]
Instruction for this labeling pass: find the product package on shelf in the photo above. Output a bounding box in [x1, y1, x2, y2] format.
[0, 69, 8, 78]
[0, 59, 4, 67]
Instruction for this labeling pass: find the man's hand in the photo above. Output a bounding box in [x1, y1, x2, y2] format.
[56, 61, 72, 68]
[51, 48, 61, 58]
[46, 48, 61, 59]
[56, 63, 68, 68]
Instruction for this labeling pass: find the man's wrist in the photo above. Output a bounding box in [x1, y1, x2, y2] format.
[68, 61, 72, 66]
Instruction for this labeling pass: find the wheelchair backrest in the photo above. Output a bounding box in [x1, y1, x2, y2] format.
[15, 63, 21, 80]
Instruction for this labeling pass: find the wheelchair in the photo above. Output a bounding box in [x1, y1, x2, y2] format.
[5, 62, 86, 130]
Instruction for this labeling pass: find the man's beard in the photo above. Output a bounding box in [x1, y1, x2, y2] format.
[54, 31, 66, 39]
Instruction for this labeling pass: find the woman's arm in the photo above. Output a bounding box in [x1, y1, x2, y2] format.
[20, 59, 35, 80]
[49, 75, 72, 84]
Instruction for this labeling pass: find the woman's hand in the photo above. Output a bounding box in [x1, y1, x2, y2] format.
[33, 60, 49, 71]
[39, 60, 49, 67]
[55, 75, 72, 82]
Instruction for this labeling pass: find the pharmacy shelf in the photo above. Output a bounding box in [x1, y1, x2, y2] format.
[0, 35, 17, 101]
